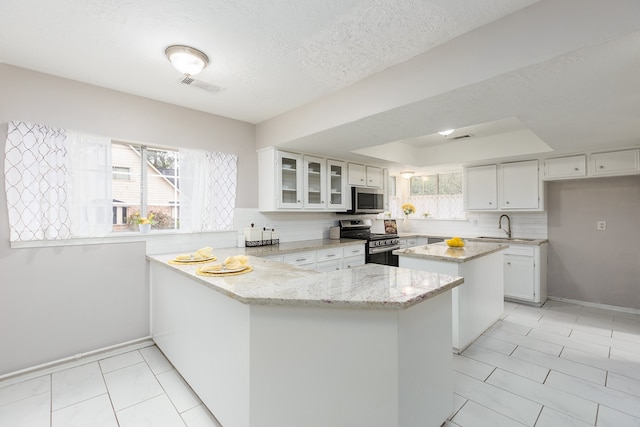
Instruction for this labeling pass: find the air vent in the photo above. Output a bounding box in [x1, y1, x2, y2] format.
[451, 134, 472, 140]
[179, 77, 222, 93]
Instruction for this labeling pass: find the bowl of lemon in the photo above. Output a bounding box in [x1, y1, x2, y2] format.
[446, 237, 465, 248]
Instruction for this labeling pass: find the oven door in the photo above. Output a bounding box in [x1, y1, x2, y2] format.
[366, 246, 399, 267]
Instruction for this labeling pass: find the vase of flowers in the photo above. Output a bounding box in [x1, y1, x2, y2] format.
[401, 203, 416, 231]
[133, 213, 156, 233]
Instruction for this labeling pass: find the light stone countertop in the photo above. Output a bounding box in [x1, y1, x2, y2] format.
[393, 241, 507, 263]
[147, 248, 463, 310]
[398, 233, 547, 246]
[243, 238, 364, 256]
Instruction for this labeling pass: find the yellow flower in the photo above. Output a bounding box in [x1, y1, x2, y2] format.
[401, 203, 416, 215]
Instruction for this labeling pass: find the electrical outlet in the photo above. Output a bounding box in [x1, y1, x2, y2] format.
[597, 221, 606, 231]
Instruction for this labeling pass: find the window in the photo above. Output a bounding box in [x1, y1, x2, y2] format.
[112, 166, 130, 180]
[5, 120, 238, 243]
[405, 172, 465, 219]
[111, 142, 180, 232]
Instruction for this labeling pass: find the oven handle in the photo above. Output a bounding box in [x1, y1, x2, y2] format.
[368, 244, 401, 255]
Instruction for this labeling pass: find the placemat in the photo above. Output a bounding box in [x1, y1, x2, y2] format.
[196, 266, 253, 277]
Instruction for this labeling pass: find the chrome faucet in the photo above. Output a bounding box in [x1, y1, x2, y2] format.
[499, 214, 512, 239]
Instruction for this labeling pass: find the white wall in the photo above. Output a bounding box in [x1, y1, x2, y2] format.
[0, 64, 257, 375]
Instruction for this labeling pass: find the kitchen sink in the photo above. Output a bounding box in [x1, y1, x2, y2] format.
[474, 236, 538, 242]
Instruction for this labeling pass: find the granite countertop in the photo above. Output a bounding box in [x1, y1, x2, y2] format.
[147, 248, 463, 310]
[243, 238, 364, 256]
[398, 233, 547, 246]
[393, 241, 507, 263]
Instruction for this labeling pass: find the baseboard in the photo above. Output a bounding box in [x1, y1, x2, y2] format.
[0, 336, 154, 386]
[548, 296, 640, 315]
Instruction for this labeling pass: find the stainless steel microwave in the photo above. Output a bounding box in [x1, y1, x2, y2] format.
[346, 187, 385, 214]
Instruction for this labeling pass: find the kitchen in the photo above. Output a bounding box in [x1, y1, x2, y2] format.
[2, 1, 640, 426]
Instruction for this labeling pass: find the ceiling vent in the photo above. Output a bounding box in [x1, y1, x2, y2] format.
[450, 134, 472, 140]
[179, 76, 222, 93]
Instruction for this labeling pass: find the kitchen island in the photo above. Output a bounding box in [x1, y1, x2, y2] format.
[148, 250, 463, 427]
[394, 242, 506, 353]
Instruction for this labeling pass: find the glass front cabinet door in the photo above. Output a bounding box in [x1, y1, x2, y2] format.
[277, 151, 303, 209]
[327, 159, 347, 210]
[303, 155, 327, 209]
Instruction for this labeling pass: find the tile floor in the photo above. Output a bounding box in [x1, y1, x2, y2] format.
[1, 299, 640, 426]
[0, 345, 221, 427]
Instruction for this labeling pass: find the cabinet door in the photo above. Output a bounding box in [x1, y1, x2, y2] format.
[366, 166, 383, 188]
[348, 163, 366, 186]
[504, 255, 535, 301]
[591, 149, 640, 177]
[277, 151, 303, 209]
[544, 155, 586, 180]
[500, 160, 539, 209]
[327, 160, 347, 210]
[303, 156, 327, 209]
[464, 165, 497, 210]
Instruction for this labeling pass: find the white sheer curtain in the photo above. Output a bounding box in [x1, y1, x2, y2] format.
[180, 148, 237, 232]
[67, 133, 112, 237]
[5, 121, 71, 241]
[4, 121, 112, 241]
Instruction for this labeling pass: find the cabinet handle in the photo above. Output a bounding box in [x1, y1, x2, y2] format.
[506, 201, 510, 204]
[507, 262, 511, 266]
[489, 202, 493, 205]
[600, 165, 604, 169]
[296, 258, 306, 262]
[574, 168, 579, 171]
[327, 254, 335, 257]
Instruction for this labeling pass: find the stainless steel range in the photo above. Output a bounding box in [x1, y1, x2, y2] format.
[339, 219, 400, 266]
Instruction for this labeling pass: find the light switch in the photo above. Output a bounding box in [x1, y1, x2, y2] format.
[597, 221, 606, 231]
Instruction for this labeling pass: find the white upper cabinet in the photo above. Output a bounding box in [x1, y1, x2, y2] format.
[543, 155, 586, 180]
[277, 151, 304, 209]
[465, 160, 542, 211]
[303, 156, 327, 209]
[464, 164, 497, 210]
[590, 149, 640, 177]
[499, 160, 540, 210]
[259, 148, 381, 212]
[347, 163, 366, 186]
[327, 160, 347, 210]
[366, 166, 383, 188]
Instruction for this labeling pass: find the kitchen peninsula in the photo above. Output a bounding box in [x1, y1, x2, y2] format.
[395, 242, 506, 353]
[148, 249, 463, 427]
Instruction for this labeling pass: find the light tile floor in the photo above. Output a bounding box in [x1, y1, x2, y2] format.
[448, 299, 640, 427]
[2, 299, 640, 426]
[0, 345, 221, 427]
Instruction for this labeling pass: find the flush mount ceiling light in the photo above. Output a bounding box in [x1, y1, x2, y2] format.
[400, 171, 414, 179]
[438, 129, 455, 137]
[165, 45, 209, 76]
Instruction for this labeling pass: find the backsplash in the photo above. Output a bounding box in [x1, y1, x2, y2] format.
[234, 209, 548, 243]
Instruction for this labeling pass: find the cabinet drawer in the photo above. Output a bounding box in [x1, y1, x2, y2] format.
[316, 248, 343, 263]
[343, 255, 365, 269]
[591, 149, 640, 176]
[343, 245, 365, 257]
[283, 251, 316, 266]
[544, 155, 586, 179]
[316, 259, 342, 272]
[504, 245, 535, 256]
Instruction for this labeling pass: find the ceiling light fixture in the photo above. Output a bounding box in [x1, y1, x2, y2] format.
[400, 171, 414, 179]
[438, 129, 455, 137]
[165, 45, 209, 76]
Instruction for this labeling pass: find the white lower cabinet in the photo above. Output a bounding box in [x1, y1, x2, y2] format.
[283, 251, 317, 270]
[503, 244, 547, 306]
[268, 244, 366, 271]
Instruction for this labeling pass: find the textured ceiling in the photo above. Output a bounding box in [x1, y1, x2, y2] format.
[0, 0, 537, 124]
[1, 0, 640, 174]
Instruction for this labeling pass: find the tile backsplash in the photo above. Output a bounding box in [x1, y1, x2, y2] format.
[234, 209, 547, 243]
